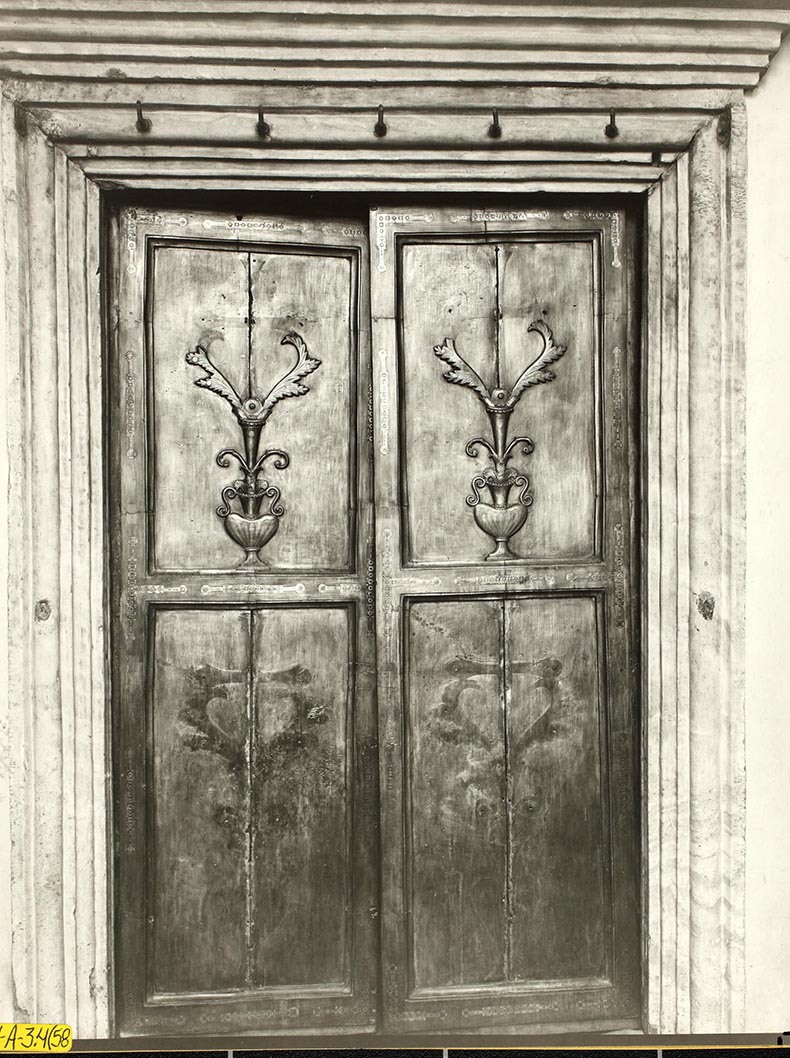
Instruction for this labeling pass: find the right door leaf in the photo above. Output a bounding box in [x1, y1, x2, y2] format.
[372, 204, 641, 1034]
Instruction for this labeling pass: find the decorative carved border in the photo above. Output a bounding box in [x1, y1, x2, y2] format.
[1, 101, 110, 1035]
[0, 80, 747, 1040]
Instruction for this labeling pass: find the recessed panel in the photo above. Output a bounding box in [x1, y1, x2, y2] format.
[150, 607, 250, 996]
[406, 593, 609, 993]
[149, 604, 353, 998]
[406, 598, 508, 989]
[149, 243, 356, 572]
[506, 594, 608, 981]
[400, 237, 599, 565]
[251, 606, 351, 987]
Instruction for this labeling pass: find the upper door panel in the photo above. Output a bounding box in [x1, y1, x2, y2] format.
[398, 232, 600, 566]
[145, 225, 359, 573]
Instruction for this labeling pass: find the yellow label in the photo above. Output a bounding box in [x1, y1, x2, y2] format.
[0, 1025, 72, 1052]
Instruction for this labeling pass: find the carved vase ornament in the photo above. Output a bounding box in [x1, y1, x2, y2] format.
[186, 332, 320, 565]
[434, 318, 566, 560]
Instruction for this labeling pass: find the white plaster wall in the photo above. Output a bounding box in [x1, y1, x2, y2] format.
[744, 30, 790, 1032]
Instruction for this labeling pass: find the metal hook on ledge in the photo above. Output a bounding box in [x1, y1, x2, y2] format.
[604, 109, 620, 139]
[374, 104, 387, 138]
[135, 101, 151, 134]
[256, 107, 271, 139]
[488, 107, 502, 139]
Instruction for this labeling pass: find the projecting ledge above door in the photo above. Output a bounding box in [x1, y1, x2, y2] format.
[5, 5, 785, 195]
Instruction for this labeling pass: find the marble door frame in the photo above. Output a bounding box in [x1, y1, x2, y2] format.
[1, 76, 747, 1036]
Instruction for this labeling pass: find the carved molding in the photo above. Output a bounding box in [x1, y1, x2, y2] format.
[0, 5, 786, 91]
[375, 212, 433, 272]
[1, 105, 110, 1034]
[642, 107, 747, 1034]
[2, 5, 785, 198]
[563, 209, 622, 268]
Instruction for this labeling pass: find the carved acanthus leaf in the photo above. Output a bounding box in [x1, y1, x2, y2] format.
[507, 320, 566, 405]
[433, 337, 491, 404]
[259, 332, 322, 419]
[186, 346, 243, 411]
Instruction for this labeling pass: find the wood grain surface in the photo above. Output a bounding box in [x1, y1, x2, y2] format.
[110, 201, 640, 1035]
[149, 240, 356, 572]
[407, 597, 507, 989]
[250, 606, 351, 987]
[400, 235, 599, 564]
[150, 607, 250, 994]
[111, 208, 375, 1035]
[374, 204, 641, 1033]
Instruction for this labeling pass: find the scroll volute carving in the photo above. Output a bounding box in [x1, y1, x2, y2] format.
[186, 333, 321, 565]
[434, 319, 566, 560]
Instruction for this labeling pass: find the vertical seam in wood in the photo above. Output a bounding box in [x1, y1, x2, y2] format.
[501, 595, 512, 982]
[494, 243, 502, 391]
[246, 252, 253, 396]
[245, 256, 255, 987]
[245, 608, 255, 989]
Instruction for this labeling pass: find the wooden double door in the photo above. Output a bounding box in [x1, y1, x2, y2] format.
[109, 200, 641, 1036]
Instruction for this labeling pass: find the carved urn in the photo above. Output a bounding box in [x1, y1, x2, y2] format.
[433, 319, 566, 562]
[186, 333, 320, 566]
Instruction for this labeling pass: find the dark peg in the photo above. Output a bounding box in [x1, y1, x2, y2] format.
[256, 107, 271, 139]
[488, 107, 502, 139]
[604, 109, 620, 139]
[374, 104, 387, 138]
[135, 101, 151, 134]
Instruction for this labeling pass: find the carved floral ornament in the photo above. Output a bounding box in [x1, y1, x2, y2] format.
[434, 318, 566, 560]
[186, 333, 320, 565]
